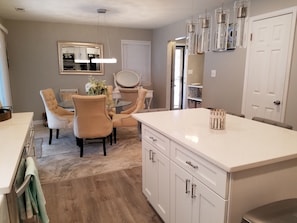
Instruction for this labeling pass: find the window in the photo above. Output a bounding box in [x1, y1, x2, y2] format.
[121, 40, 151, 86]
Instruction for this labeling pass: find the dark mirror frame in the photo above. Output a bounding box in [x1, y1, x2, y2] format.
[58, 41, 104, 75]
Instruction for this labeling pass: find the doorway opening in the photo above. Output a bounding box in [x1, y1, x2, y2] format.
[171, 45, 186, 110]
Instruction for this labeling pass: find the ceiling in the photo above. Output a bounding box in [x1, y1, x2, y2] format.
[0, 0, 235, 29]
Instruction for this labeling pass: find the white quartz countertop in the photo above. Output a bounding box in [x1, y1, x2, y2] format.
[133, 108, 297, 172]
[0, 112, 33, 194]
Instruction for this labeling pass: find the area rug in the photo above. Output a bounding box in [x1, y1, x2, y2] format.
[34, 125, 142, 184]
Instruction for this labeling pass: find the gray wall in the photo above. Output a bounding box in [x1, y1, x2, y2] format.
[2, 0, 297, 129]
[151, 0, 297, 129]
[4, 20, 152, 121]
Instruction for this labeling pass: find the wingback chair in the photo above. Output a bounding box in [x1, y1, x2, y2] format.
[59, 88, 79, 102]
[72, 95, 113, 157]
[118, 88, 139, 111]
[40, 88, 74, 144]
[112, 88, 147, 143]
[106, 85, 116, 115]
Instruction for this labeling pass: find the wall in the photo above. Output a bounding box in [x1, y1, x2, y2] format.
[152, 19, 188, 109]
[187, 54, 204, 85]
[151, 0, 297, 129]
[4, 20, 152, 120]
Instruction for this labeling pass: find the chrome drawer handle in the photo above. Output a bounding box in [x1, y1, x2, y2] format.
[185, 179, 190, 194]
[191, 184, 197, 198]
[186, 161, 198, 169]
[151, 151, 156, 163]
[149, 150, 156, 162]
[149, 136, 157, 142]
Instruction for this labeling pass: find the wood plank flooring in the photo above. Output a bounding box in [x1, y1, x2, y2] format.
[42, 166, 163, 223]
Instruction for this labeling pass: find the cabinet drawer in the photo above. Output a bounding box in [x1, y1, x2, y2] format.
[142, 125, 170, 157]
[171, 141, 228, 198]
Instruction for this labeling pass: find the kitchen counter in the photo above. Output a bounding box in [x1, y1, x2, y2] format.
[0, 112, 34, 194]
[133, 108, 297, 222]
[133, 108, 297, 172]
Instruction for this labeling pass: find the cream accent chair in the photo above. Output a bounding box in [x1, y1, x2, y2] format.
[106, 85, 116, 115]
[72, 95, 113, 157]
[118, 88, 139, 111]
[59, 88, 78, 102]
[112, 88, 147, 143]
[40, 88, 74, 145]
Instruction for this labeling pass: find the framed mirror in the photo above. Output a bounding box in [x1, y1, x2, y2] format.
[58, 41, 104, 75]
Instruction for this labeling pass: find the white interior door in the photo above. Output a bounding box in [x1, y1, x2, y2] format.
[242, 8, 296, 121]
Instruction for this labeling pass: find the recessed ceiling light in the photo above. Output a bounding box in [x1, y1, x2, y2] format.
[15, 7, 25, 12]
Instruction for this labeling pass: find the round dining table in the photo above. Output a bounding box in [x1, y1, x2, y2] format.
[59, 99, 131, 113]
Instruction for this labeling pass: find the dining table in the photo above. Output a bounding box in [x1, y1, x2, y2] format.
[59, 99, 132, 113]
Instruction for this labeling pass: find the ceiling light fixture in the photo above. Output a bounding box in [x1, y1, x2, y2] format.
[186, 20, 197, 55]
[91, 8, 117, 64]
[234, 0, 250, 48]
[213, 5, 230, 51]
[197, 11, 211, 54]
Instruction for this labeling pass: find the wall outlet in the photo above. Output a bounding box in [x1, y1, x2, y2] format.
[211, 70, 216, 77]
[188, 69, 193, 75]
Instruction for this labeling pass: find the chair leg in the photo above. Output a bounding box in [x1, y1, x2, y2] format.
[109, 134, 112, 145]
[103, 138, 106, 156]
[49, 129, 53, 145]
[113, 128, 117, 144]
[56, 129, 60, 139]
[76, 137, 84, 157]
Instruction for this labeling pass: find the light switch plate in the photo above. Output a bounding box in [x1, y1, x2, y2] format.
[211, 70, 216, 77]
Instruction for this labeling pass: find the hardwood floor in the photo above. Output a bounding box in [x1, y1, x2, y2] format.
[42, 166, 163, 223]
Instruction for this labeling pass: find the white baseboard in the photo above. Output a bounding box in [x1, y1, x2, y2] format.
[33, 120, 44, 125]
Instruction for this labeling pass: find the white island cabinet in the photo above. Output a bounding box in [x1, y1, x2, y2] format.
[142, 125, 170, 222]
[132, 108, 297, 223]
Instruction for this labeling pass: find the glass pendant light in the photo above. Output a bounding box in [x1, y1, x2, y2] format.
[197, 12, 211, 54]
[234, 0, 250, 48]
[213, 6, 230, 51]
[186, 20, 197, 55]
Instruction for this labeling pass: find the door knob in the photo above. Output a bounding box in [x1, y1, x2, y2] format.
[273, 100, 281, 105]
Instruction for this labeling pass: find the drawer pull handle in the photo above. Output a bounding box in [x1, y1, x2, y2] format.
[149, 150, 156, 162]
[186, 161, 198, 169]
[149, 150, 152, 160]
[151, 151, 156, 163]
[191, 184, 197, 198]
[185, 179, 190, 194]
[149, 136, 157, 142]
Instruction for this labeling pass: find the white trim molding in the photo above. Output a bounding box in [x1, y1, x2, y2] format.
[0, 24, 8, 34]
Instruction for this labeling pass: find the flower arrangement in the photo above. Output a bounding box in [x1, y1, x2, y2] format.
[85, 76, 107, 95]
[85, 76, 114, 111]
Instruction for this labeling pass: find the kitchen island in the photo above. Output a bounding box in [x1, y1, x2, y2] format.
[133, 108, 297, 223]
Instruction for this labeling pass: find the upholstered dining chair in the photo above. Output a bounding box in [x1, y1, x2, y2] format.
[59, 88, 78, 102]
[106, 85, 116, 116]
[118, 87, 139, 111]
[40, 88, 74, 144]
[72, 95, 113, 157]
[252, 116, 293, 129]
[112, 88, 147, 143]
